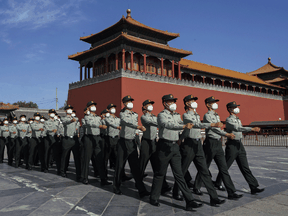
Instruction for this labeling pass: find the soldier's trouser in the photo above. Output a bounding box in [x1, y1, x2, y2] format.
[52, 136, 62, 173]
[28, 138, 40, 168]
[39, 135, 55, 170]
[0, 137, 8, 163]
[185, 171, 193, 183]
[15, 137, 28, 167]
[81, 134, 93, 180]
[60, 136, 81, 178]
[113, 138, 147, 194]
[173, 138, 218, 199]
[215, 139, 259, 189]
[139, 138, 170, 189]
[105, 136, 118, 169]
[194, 138, 236, 195]
[23, 138, 31, 167]
[8, 138, 16, 165]
[150, 139, 194, 202]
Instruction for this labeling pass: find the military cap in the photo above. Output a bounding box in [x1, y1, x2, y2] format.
[19, 114, 26, 118]
[12, 116, 17, 120]
[34, 112, 41, 116]
[48, 109, 56, 113]
[40, 115, 45, 119]
[87, 100, 97, 107]
[84, 107, 88, 112]
[73, 110, 77, 113]
[55, 113, 59, 116]
[226, 101, 240, 108]
[122, 95, 134, 103]
[205, 96, 219, 104]
[101, 109, 109, 115]
[142, 99, 155, 106]
[183, 95, 198, 102]
[64, 104, 73, 110]
[162, 94, 177, 101]
[107, 103, 117, 109]
[28, 118, 33, 121]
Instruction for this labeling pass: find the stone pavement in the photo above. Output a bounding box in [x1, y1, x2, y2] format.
[0, 146, 288, 216]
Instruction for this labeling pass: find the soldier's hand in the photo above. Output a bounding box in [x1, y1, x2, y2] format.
[140, 126, 146, 132]
[40, 128, 44, 131]
[13, 131, 16, 134]
[215, 122, 223, 128]
[52, 129, 57, 133]
[185, 123, 193, 129]
[5, 130, 9, 132]
[226, 133, 235, 140]
[117, 126, 121, 130]
[71, 118, 77, 122]
[177, 140, 182, 146]
[252, 127, 261, 132]
[102, 125, 107, 129]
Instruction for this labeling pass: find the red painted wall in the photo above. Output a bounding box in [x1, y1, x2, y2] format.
[68, 77, 285, 125]
[283, 100, 288, 120]
[121, 78, 285, 125]
[68, 78, 122, 121]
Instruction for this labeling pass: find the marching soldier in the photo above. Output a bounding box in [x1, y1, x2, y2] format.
[0, 118, 10, 163]
[8, 117, 18, 166]
[60, 105, 81, 181]
[139, 99, 171, 195]
[81, 101, 111, 185]
[172, 95, 226, 206]
[15, 114, 31, 168]
[214, 101, 265, 195]
[54, 113, 63, 175]
[100, 109, 109, 158]
[193, 96, 243, 200]
[105, 103, 121, 170]
[41, 109, 58, 173]
[113, 95, 150, 198]
[149, 94, 202, 211]
[24, 118, 33, 168]
[29, 113, 44, 170]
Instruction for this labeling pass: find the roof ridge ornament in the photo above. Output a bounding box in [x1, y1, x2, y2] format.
[268, 57, 271, 63]
[126, 9, 131, 18]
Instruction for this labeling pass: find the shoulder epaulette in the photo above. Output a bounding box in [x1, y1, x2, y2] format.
[120, 108, 126, 113]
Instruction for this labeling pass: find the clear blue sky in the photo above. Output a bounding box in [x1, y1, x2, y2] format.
[0, 0, 287, 109]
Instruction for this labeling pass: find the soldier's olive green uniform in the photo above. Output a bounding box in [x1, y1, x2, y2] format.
[0, 125, 10, 163]
[8, 124, 18, 165]
[60, 115, 81, 178]
[194, 111, 237, 195]
[139, 112, 170, 190]
[172, 110, 218, 199]
[105, 115, 120, 169]
[15, 122, 31, 167]
[24, 123, 33, 168]
[113, 109, 148, 195]
[81, 114, 106, 181]
[53, 120, 63, 173]
[100, 118, 108, 160]
[215, 114, 259, 190]
[150, 109, 194, 202]
[29, 121, 44, 169]
[40, 118, 58, 171]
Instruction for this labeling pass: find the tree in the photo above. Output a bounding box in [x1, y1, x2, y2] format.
[13, 101, 38, 108]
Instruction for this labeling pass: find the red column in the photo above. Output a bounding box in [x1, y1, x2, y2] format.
[105, 56, 108, 73]
[202, 76, 205, 83]
[266, 88, 268, 94]
[80, 65, 82, 81]
[238, 83, 241, 89]
[161, 58, 164, 76]
[277, 90, 279, 95]
[122, 49, 126, 70]
[246, 84, 248, 91]
[212, 78, 215, 85]
[230, 81, 233, 88]
[259, 87, 262, 93]
[253, 86, 256, 92]
[172, 60, 174, 78]
[93, 62, 96, 77]
[221, 80, 224, 86]
[143, 54, 147, 73]
[115, 53, 118, 70]
[130, 51, 133, 71]
[178, 62, 181, 80]
[271, 90, 274, 95]
[84, 64, 87, 79]
[192, 74, 194, 81]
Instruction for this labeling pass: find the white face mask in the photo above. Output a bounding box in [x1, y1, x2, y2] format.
[110, 108, 116, 114]
[147, 105, 153, 111]
[50, 113, 55, 118]
[29, 121, 33, 124]
[54, 116, 58, 120]
[13, 120, 17, 124]
[67, 109, 73, 114]
[211, 103, 218, 110]
[71, 113, 76, 117]
[190, 102, 198, 109]
[4, 121, 8, 124]
[35, 116, 40, 121]
[40, 119, 45, 122]
[87, 111, 90, 115]
[106, 113, 110, 117]
[21, 118, 26, 122]
[167, 103, 177, 111]
[233, 107, 240, 114]
[127, 102, 133, 109]
[90, 106, 96, 112]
